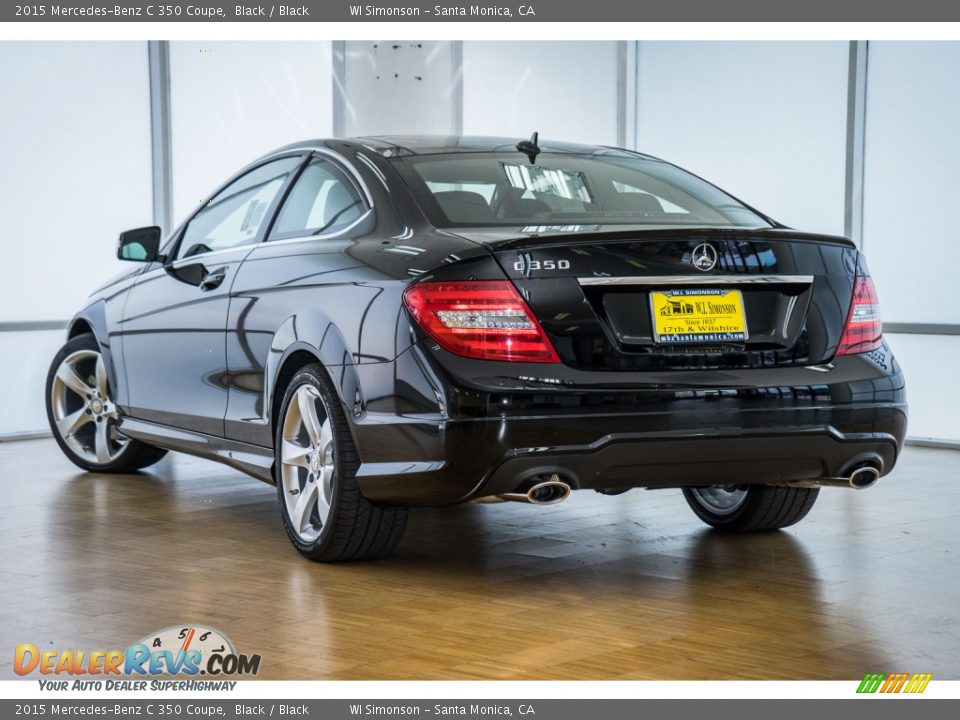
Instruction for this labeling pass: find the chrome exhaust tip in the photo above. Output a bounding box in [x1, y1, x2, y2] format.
[848, 465, 880, 490]
[495, 474, 573, 505]
[780, 461, 883, 490]
[525, 478, 572, 505]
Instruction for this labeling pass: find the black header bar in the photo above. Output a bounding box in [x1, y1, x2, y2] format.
[5, 1, 960, 23]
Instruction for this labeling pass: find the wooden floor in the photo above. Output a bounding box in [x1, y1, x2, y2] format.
[1, 438, 958, 680]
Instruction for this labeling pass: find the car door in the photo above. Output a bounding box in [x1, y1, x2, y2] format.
[120, 154, 305, 436]
[223, 152, 376, 446]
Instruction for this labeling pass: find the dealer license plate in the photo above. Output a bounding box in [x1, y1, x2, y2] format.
[650, 288, 748, 344]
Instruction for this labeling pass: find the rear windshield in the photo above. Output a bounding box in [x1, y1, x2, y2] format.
[401, 152, 772, 228]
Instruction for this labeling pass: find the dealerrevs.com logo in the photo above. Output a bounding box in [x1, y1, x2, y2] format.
[14, 625, 261, 683]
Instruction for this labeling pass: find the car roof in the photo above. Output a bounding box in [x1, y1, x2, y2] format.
[275, 135, 660, 160]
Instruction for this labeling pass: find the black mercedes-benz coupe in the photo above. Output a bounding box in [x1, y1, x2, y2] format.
[46, 135, 907, 561]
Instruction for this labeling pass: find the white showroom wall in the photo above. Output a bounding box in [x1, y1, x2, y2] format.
[635, 42, 850, 236]
[169, 41, 334, 226]
[463, 41, 620, 145]
[342, 41, 456, 136]
[0, 42, 153, 437]
[885, 335, 956, 442]
[863, 42, 960, 443]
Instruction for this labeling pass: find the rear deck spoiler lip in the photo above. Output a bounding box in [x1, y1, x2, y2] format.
[577, 274, 816, 287]
[448, 225, 856, 252]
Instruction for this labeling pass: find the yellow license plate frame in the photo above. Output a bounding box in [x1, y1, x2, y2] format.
[650, 288, 748, 344]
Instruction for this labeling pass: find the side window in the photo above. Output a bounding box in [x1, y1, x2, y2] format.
[175, 156, 303, 261]
[270, 158, 366, 240]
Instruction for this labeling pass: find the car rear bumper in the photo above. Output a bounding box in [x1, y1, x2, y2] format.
[350, 344, 907, 506]
[475, 424, 901, 495]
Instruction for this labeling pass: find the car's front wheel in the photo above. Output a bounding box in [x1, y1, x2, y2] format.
[46, 333, 167, 473]
[275, 364, 408, 562]
[682, 485, 819, 531]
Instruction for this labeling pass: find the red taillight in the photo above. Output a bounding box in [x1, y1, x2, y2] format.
[402, 280, 561, 363]
[836, 275, 882, 356]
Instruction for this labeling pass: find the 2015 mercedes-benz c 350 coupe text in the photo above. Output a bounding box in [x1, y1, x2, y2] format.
[46, 135, 907, 561]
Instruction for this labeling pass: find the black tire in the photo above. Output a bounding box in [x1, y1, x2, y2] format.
[274, 364, 408, 562]
[46, 333, 168, 473]
[682, 485, 819, 531]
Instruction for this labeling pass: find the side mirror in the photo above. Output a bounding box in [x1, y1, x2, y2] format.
[117, 226, 162, 263]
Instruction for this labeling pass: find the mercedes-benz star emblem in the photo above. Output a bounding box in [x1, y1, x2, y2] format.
[691, 243, 718, 272]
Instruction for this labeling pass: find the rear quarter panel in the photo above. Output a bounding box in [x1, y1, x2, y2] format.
[222, 144, 500, 448]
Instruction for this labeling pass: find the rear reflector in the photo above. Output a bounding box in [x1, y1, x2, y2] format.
[402, 280, 561, 363]
[836, 275, 882, 356]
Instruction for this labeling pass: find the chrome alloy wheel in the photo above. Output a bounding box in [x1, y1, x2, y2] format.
[50, 349, 127, 465]
[688, 485, 748, 516]
[280, 384, 335, 542]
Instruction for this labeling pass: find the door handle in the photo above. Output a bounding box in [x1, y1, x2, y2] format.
[199, 269, 227, 291]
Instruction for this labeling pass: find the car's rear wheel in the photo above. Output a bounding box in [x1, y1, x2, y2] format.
[682, 484, 819, 531]
[46, 333, 167, 473]
[275, 364, 408, 562]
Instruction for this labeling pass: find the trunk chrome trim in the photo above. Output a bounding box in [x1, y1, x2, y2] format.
[577, 275, 814, 286]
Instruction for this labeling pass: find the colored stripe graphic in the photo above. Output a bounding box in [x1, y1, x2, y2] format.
[857, 672, 932, 694]
[905, 673, 933, 693]
[881, 672, 909, 693]
[857, 673, 886, 693]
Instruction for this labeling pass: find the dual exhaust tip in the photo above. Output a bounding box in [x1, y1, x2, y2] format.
[490, 464, 881, 504]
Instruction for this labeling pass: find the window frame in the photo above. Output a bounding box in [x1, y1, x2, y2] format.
[165, 151, 310, 265]
[265, 151, 374, 243]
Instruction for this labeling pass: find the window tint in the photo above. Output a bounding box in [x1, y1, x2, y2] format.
[270, 158, 366, 240]
[175, 156, 302, 261]
[612, 180, 689, 214]
[404, 153, 771, 228]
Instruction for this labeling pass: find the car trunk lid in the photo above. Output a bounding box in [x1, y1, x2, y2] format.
[451, 225, 859, 370]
